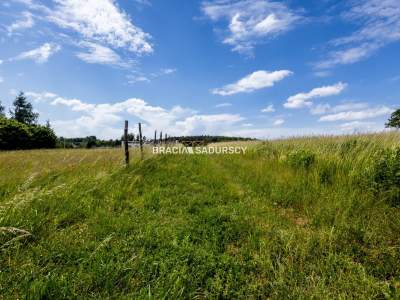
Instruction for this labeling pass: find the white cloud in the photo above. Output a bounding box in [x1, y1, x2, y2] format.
[48, 0, 153, 55]
[284, 82, 347, 109]
[7, 11, 34, 35]
[51, 97, 96, 112]
[26, 91, 250, 138]
[273, 118, 284, 126]
[160, 68, 176, 75]
[316, 44, 380, 69]
[175, 114, 244, 135]
[14, 43, 61, 63]
[316, 0, 400, 68]
[126, 74, 150, 84]
[126, 67, 177, 84]
[0, 77, 3, 83]
[310, 102, 369, 115]
[261, 104, 275, 113]
[215, 102, 232, 108]
[212, 70, 292, 96]
[76, 42, 129, 67]
[202, 0, 300, 54]
[0, 60, 3, 65]
[319, 106, 394, 122]
[150, 68, 177, 77]
[26, 91, 58, 102]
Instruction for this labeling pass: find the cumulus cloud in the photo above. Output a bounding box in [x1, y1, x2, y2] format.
[319, 106, 394, 122]
[7, 11, 34, 35]
[202, 0, 301, 54]
[316, 0, 400, 68]
[13, 43, 61, 63]
[175, 114, 244, 136]
[25, 91, 248, 138]
[261, 104, 275, 113]
[284, 82, 347, 109]
[212, 70, 292, 96]
[76, 42, 129, 67]
[48, 0, 153, 55]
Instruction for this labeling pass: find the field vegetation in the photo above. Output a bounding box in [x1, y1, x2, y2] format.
[1, 132, 400, 298]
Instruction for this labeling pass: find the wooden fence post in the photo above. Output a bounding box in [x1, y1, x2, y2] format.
[138, 122, 143, 159]
[124, 120, 129, 165]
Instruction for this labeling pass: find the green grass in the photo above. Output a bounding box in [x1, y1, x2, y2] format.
[1, 132, 400, 299]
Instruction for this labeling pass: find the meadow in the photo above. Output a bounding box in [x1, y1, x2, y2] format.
[1, 132, 400, 299]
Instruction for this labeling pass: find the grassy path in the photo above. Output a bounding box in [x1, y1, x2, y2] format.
[1, 140, 400, 298]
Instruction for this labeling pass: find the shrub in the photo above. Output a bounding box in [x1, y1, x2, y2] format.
[287, 149, 315, 169]
[372, 147, 400, 206]
[0, 117, 32, 150]
[0, 117, 57, 150]
[30, 125, 57, 149]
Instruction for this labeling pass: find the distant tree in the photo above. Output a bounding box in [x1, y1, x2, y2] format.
[0, 101, 5, 117]
[386, 108, 400, 129]
[85, 136, 97, 149]
[10, 92, 38, 125]
[45, 119, 51, 129]
[121, 133, 135, 141]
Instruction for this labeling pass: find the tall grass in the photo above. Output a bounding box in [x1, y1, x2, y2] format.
[0, 132, 399, 298]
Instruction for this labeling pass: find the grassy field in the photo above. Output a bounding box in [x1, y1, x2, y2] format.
[1, 132, 400, 299]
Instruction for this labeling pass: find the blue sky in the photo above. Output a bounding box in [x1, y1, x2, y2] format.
[0, 0, 399, 139]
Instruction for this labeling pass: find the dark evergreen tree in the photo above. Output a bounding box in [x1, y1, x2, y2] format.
[10, 92, 38, 125]
[386, 108, 400, 129]
[0, 101, 5, 117]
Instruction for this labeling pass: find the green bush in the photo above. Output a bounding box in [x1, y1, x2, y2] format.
[372, 147, 400, 206]
[287, 149, 315, 169]
[0, 117, 57, 150]
[30, 125, 57, 149]
[0, 117, 32, 150]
